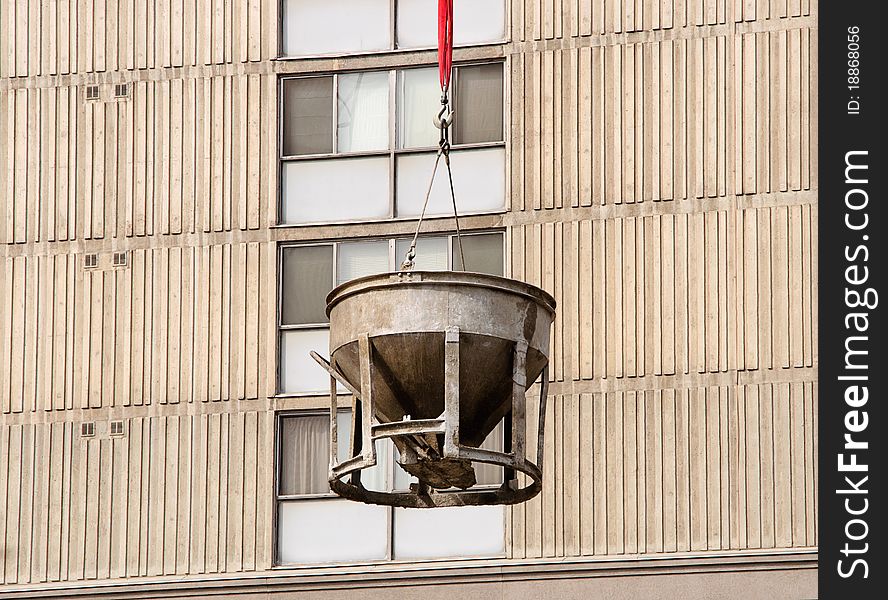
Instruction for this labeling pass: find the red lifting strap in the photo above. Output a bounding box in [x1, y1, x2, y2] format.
[438, 0, 454, 91]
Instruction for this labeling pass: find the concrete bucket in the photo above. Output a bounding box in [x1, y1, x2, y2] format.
[311, 270, 556, 508]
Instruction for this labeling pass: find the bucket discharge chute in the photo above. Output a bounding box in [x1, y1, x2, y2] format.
[311, 271, 556, 508]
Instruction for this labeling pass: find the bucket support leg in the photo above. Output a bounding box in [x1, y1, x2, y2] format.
[443, 326, 460, 458]
[358, 334, 378, 467]
[329, 373, 338, 473]
[510, 341, 528, 476]
[536, 364, 550, 474]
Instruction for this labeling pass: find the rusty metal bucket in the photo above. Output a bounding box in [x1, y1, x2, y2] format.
[311, 270, 556, 507]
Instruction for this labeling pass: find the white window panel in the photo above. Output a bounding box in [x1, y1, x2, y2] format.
[282, 0, 392, 57]
[396, 0, 506, 49]
[395, 236, 448, 271]
[393, 505, 505, 560]
[337, 72, 390, 153]
[337, 240, 390, 285]
[280, 329, 332, 394]
[396, 148, 505, 217]
[281, 156, 390, 224]
[398, 67, 440, 149]
[278, 499, 389, 563]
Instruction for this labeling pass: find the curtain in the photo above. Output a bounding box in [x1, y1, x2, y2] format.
[280, 412, 390, 495]
[399, 67, 440, 148]
[280, 415, 330, 495]
[337, 72, 390, 153]
[395, 237, 449, 271]
[336, 240, 390, 285]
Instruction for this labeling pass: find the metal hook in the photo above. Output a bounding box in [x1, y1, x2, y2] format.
[433, 105, 454, 130]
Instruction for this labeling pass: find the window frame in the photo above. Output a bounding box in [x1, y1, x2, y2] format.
[277, 0, 510, 60]
[275, 230, 507, 397]
[273, 409, 507, 566]
[277, 60, 508, 227]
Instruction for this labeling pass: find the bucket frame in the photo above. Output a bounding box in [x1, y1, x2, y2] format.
[310, 326, 549, 508]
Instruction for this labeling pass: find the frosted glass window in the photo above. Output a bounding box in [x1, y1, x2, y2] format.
[396, 148, 505, 217]
[454, 64, 504, 144]
[337, 72, 390, 153]
[281, 245, 333, 325]
[398, 68, 440, 149]
[283, 77, 333, 156]
[278, 499, 389, 563]
[282, 0, 391, 57]
[280, 329, 332, 393]
[453, 233, 504, 276]
[396, 0, 506, 49]
[393, 505, 505, 559]
[281, 156, 391, 224]
[395, 237, 448, 271]
[337, 241, 390, 285]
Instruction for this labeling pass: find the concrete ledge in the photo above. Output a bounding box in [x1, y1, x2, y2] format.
[0, 549, 817, 599]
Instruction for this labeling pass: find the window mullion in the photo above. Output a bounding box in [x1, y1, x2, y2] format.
[332, 241, 339, 288]
[390, 0, 397, 50]
[332, 73, 338, 154]
[278, 78, 285, 160]
[389, 69, 397, 219]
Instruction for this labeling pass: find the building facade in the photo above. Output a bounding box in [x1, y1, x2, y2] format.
[0, 1, 817, 598]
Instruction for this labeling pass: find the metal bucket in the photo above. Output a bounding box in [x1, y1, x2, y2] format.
[312, 271, 556, 507]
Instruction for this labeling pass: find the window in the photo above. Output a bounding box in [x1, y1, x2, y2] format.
[80, 422, 96, 437]
[281, 0, 506, 57]
[109, 421, 125, 436]
[278, 231, 504, 395]
[280, 63, 505, 225]
[112, 251, 127, 267]
[83, 254, 98, 269]
[114, 83, 129, 98]
[85, 85, 100, 100]
[276, 411, 506, 564]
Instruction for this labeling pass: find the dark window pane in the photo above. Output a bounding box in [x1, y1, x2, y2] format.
[453, 64, 503, 145]
[281, 245, 333, 325]
[452, 233, 504, 276]
[283, 77, 334, 155]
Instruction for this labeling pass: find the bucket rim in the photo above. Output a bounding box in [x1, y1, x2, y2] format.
[325, 271, 557, 317]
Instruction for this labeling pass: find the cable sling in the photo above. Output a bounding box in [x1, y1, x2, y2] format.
[400, 0, 466, 272]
